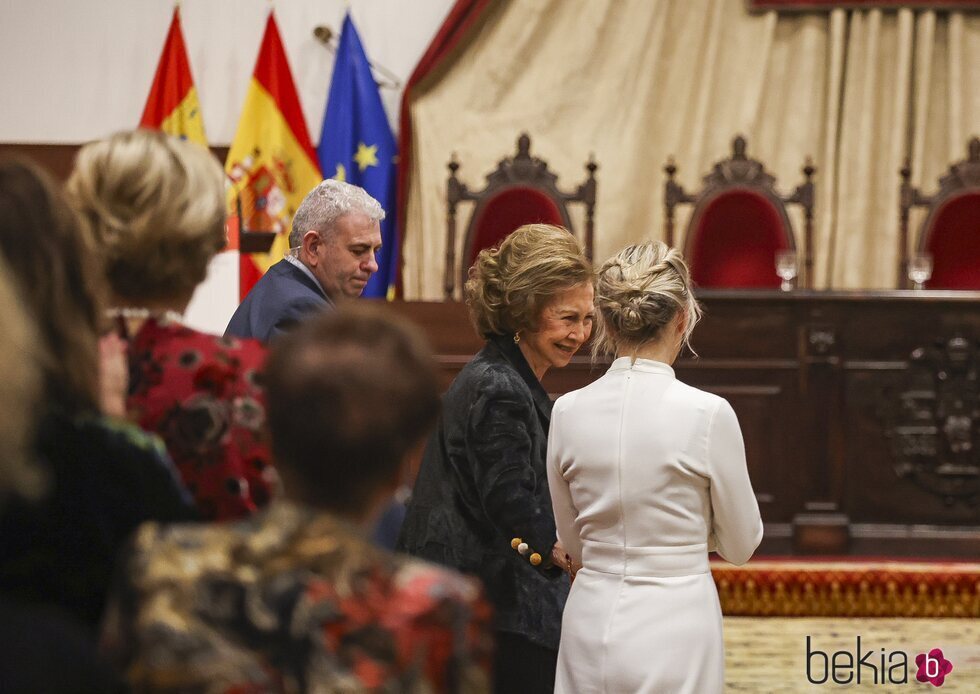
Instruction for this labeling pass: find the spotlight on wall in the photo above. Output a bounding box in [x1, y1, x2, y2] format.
[313, 25, 334, 45]
[312, 24, 402, 89]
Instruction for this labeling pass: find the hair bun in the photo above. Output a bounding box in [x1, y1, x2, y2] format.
[592, 241, 702, 358]
[619, 297, 645, 332]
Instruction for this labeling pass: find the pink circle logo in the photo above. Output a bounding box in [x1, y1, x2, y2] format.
[915, 648, 953, 687]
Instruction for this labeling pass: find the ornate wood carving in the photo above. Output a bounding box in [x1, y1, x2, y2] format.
[664, 135, 816, 287]
[881, 335, 980, 507]
[808, 326, 837, 356]
[899, 136, 980, 287]
[445, 133, 598, 300]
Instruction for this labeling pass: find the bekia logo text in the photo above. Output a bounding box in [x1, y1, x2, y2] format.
[806, 636, 953, 687]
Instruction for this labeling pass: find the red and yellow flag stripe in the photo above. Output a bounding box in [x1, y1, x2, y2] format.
[139, 6, 206, 146]
[225, 13, 322, 297]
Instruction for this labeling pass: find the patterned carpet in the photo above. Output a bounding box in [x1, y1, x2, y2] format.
[713, 560, 980, 618]
[724, 617, 980, 692]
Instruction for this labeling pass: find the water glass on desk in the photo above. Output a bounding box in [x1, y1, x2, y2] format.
[775, 250, 798, 291]
[908, 253, 933, 290]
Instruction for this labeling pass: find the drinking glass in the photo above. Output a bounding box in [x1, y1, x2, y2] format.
[775, 250, 798, 292]
[908, 253, 933, 290]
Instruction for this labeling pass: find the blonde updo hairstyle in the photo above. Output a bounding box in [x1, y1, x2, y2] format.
[465, 224, 592, 338]
[593, 241, 702, 359]
[67, 129, 226, 303]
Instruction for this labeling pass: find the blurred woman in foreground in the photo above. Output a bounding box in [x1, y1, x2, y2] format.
[400, 224, 594, 693]
[68, 130, 275, 521]
[0, 158, 194, 629]
[0, 264, 126, 692]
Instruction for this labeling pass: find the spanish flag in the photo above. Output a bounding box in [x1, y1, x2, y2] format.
[226, 12, 322, 300]
[139, 6, 207, 146]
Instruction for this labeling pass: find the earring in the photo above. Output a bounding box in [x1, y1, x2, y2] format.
[513, 332, 521, 344]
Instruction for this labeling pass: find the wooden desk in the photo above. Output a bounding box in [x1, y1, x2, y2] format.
[387, 292, 980, 557]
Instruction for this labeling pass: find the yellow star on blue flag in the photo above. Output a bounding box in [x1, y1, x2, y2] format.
[317, 13, 397, 299]
[354, 142, 378, 171]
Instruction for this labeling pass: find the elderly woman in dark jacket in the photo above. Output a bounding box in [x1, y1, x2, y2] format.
[399, 223, 594, 693]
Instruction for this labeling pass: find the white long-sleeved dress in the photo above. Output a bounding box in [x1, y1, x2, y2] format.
[548, 357, 763, 694]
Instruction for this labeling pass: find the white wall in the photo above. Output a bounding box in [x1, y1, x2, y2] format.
[0, 0, 454, 143]
[0, 0, 453, 333]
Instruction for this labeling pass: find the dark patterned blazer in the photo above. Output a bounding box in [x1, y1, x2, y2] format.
[102, 501, 493, 693]
[398, 335, 569, 650]
[225, 258, 332, 344]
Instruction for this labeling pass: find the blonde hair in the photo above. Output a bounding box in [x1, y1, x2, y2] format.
[593, 241, 701, 359]
[67, 129, 226, 303]
[0, 260, 44, 501]
[465, 224, 592, 338]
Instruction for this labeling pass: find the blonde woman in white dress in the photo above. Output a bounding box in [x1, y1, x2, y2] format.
[548, 241, 763, 694]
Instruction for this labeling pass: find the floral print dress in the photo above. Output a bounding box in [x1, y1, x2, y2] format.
[101, 501, 494, 693]
[126, 318, 276, 521]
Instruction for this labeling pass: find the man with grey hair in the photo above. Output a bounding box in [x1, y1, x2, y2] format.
[225, 179, 385, 343]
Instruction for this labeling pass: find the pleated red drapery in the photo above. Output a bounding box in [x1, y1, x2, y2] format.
[394, 0, 497, 296]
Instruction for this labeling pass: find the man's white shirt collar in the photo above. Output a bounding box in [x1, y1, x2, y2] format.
[284, 253, 331, 302]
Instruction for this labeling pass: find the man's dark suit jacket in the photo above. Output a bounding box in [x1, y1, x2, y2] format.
[224, 259, 332, 343]
[398, 335, 569, 651]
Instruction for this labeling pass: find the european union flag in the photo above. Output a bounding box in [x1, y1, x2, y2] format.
[317, 13, 397, 299]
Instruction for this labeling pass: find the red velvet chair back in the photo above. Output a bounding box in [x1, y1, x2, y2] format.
[921, 191, 980, 289]
[687, 188, 793, 289]
[445, 133, 597, 300]
[464, 187, 565, 269]
[901, 138, 980, 289]
[665, 136, 815, 290]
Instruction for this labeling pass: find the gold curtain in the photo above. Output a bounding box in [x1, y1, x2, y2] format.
[402, 0, 980, 299]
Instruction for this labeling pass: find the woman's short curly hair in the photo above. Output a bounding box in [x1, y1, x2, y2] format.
[465, 223, 592, 338]
[593, 241, 702, 359]
[67, 129, 226, 303]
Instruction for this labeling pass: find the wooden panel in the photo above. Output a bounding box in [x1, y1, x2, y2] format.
[387, 291, 980, 557]
[681, 369, 799, 523]
[0, 143, 230, 181]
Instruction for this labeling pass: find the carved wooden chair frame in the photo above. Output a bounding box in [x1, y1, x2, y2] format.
[899, 137, 980, 288]
[445, 132, 597, 300]
[664, 135, 815, 288]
